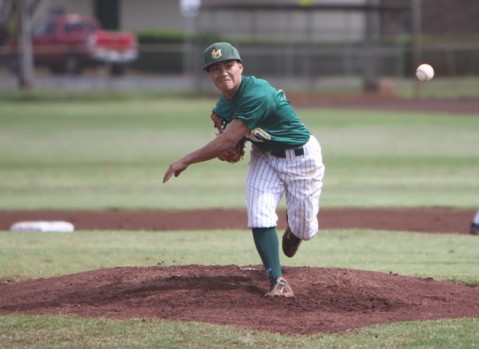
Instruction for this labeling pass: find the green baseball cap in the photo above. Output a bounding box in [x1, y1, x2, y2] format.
[202, 42, 241, 71]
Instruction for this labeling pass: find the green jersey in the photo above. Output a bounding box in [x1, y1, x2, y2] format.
[213, 75, 310, 152]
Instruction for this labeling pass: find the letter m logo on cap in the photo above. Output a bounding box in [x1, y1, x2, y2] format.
[211, 49, 222, 59]
[203, 42, 241, 71]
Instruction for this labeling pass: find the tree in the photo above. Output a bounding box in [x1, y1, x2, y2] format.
[0, 0, 43, 89]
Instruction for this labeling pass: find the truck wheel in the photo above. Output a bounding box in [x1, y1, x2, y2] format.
[109, 63, 124, 77]
[64, 54, 82, 75]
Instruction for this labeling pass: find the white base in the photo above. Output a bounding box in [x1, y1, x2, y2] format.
[10, 221, 75, 233]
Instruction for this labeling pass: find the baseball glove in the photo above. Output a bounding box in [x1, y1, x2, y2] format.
[211, 112, 246, 163]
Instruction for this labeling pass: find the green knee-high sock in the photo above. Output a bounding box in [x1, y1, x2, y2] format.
[252, 227, 282, 279]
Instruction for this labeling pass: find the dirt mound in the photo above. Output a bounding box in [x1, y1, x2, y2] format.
[1, 265, 478, 334]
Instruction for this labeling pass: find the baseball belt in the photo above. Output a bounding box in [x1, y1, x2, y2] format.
[270, 147, 304, 158]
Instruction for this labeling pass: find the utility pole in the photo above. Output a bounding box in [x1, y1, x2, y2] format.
[412, 0, 422, 98]
[180, 0, 201, 92]
[363, 0, 379, 92]
[19, 0, 34, 89]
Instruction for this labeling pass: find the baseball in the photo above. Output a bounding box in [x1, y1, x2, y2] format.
[416, 63, 434, 82]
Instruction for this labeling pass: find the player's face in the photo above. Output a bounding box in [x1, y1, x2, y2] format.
[208, 60, 243, 99]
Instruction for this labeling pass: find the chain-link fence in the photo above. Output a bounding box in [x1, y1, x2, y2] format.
[190, 1, 479, 98]
[1, 0, 478, 98]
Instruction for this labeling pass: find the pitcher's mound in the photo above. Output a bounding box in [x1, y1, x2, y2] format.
[1, 265, 478, 334]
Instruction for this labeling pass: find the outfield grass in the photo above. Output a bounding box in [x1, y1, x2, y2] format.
[0, 95, 478, 209]
[0, 94, 478, 348]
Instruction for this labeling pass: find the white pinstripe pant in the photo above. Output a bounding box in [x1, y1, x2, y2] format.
[246, 135, 325, 240]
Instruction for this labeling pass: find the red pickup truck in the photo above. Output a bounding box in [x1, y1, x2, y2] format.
[8, 14, 138, 75]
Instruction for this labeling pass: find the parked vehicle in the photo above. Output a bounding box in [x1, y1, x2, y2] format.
[7, 14, 138, 76]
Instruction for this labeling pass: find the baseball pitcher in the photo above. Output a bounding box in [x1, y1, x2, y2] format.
[163, 42, 325, 297]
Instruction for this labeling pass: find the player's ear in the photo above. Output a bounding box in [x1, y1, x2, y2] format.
[237, 62, 243, 73]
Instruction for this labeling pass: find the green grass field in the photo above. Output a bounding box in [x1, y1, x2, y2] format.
[0, 93, 478, 209]
[0, 93, 478, 348]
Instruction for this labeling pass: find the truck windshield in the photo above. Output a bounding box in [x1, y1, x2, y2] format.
[31, 21, 56, 37]
[64, 22, 97, 34]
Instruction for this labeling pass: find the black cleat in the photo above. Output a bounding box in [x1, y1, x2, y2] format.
[282, 226, 302, 258]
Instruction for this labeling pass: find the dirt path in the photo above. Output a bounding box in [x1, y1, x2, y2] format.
[0, 208, 475, 233]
